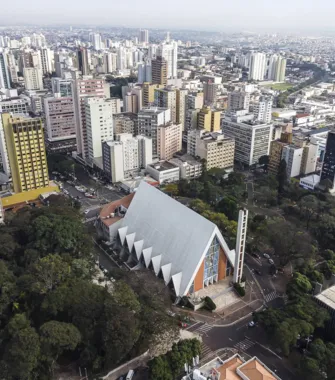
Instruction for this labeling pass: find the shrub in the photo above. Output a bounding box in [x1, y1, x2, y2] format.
[234, 283, 246, 297]
[204, 296, 216, 311]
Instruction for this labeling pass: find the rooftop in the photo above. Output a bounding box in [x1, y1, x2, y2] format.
[99, 193, 135, 227]
[187, 355, 281, 380]
[148, 161, 178, 171]
[315, 284, 335, 310]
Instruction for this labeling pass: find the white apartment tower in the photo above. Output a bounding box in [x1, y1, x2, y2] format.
[23, 67, 43, 90]
[157, 38, 178, 78]
[85, 97, 114, 163]
[102, 134, 152, 182]
[268, 55, 287, 82]
[253, 96, 273, 124]
[73, 77, 106, 159]
[0, 52, 10, 89]
[248, 52, 267, 81]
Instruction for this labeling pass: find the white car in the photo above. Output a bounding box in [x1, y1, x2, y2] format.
[248, 321, 255, 327]
[63, 189, 69, 195]
[263, 253, 270, 259]
[269, 258, 275, 265]
[84, 210, 90, 215]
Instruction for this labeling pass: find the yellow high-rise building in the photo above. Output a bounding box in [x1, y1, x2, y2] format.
[197, 106, 221, 132]
[2, 113, 49, 193]
[142, 83, 164, 107]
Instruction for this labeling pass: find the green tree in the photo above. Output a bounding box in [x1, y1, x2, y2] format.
[30, 254, 71, 294]
[286, 272, 312, 299]
[217, 196, 238, 220]
[2, 317, 40, 379]
[299, 195, 319, 229]
[40, 321, 81, 370]
[258, 155, 269, 171]
[149, 356, 173, 380]
[277, 159, 288, 193]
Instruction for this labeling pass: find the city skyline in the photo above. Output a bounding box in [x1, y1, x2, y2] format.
[1, 0, 335, 33]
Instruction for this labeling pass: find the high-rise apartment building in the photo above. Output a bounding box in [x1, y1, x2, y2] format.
[281, 145, 304, 178]
[157, 123, 182, 160]
[268, 140, 289, 175]
[268, 55, 287, 82]
[156, 38, 178, 78]
[23, 67, 43, 90]
[113, 113, 137, 136]
[142, 83, 164, 106]
[253, 96, 273, 124]
[321, 131, 335, 189]
[77, 47, 89, 75]
[0, 52, 10, 89]
[186, 92, 204, 111]
[228, 91, 250, 112]
[222, 111, 273, 166]
[44, 95, 76, 152]
[40, 48, 52, 75]
[85, 97, 114, 162]
[187, 129, 235, 171]
[139, 29, 149, 44]
[151, 56, 167, 86]
[138, 61, 152, 84]
[197, 106, 221, 132]
[102, 134, 152, 182]
[138, 107, 171, 158]
[249, 52, 267, 81]
[73, 77, 106, 159]
[1, 113, 49, 193]
[203, 81, 218, 105]
[0, 98, 29, 115]
[51, 78, 73, 97]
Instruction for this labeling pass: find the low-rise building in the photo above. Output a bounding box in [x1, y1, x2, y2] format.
[146, 161, 180, 184]
[0, 97, 29, 115]
[300, 174, 320, 190]
[183, 354, 282, 380]
[169, 154, 202, 179]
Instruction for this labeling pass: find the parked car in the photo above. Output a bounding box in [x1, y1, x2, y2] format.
[268, 258, 274, 265]
[263, 253, 270, 259]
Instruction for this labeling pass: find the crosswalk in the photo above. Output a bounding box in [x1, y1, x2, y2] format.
[83, 216, 97, 224]
[201, 342, 213, 358]
[195, 323, 213, 335]
[264, 291, 278, 303]
[234, 338, 255, 352]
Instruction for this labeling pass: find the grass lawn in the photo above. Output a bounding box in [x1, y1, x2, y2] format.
[264, 83, 293, 91]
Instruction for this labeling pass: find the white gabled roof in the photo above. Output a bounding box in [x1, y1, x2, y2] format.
[120, 181, 235, 297]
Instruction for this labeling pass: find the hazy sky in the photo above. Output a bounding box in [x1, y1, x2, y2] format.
[1, 0, 335, 32]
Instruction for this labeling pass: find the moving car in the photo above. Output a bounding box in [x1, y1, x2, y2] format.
[263, 253, 270, 259]
[268, 258, 274, 265]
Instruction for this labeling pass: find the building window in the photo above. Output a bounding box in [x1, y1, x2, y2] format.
[203, 236, 219, 286]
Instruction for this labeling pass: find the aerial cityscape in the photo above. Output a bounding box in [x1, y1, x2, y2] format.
[2, 3, 335, 379]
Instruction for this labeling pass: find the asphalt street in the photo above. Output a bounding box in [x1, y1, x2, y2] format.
[187, 317, 294, 380]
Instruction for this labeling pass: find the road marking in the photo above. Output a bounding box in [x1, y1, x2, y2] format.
[201, 342, 213, 358]
[234, 338, 255, 351]
[185, 321, 202, 331]
[195, 323, 213, 334]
